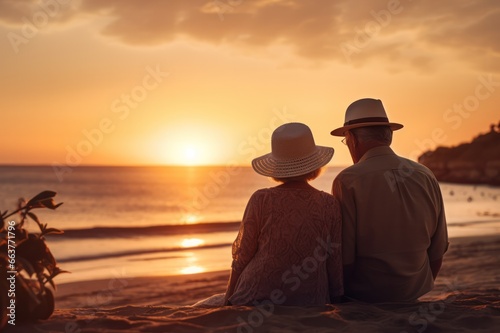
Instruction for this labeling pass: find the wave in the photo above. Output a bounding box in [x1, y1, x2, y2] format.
[58, 242, 233, 263]
[50, 219, 500, 240]
[48, 221, 241, 239]
[447, 219, 500, 227]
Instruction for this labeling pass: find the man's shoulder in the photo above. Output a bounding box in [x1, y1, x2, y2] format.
[395, 155, 438, 178]
[333, 164, 363, 189]
[334, 153, 437, 183]
[337, 158, 368, 175]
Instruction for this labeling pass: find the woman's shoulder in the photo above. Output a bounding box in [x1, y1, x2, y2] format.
[307, 188, 337, 200]
[251, 186, 338, 202]
[317, 190, 341, 206]
[247, 188, 272, 202]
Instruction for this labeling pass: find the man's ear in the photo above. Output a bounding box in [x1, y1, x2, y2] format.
[349, 132, 357, 148]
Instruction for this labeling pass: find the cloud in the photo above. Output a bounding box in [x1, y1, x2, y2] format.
[0, 0, 35, 25]
[0, 0, 80, 26]
[1, 0, 499, 72]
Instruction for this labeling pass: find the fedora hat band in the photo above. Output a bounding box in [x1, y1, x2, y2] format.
[331, 98, 404, 136]
[344, 116, 389, 126]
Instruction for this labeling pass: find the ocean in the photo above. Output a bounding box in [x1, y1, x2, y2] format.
[1, 165, 499, 284]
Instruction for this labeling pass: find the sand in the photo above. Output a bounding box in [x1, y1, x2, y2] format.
[5, 235, 500, 333]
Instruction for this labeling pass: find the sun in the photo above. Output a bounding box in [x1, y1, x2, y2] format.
[183, 145, 199, 165]
[150, 122, 230, 166]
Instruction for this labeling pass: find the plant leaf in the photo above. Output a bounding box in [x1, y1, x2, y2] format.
[40, 199, 63, 210]
[27, 212, 40, 224]
[44, 267, 70, 290]
[17, 257, 36, 277]
[26, 191, 56, 206]
[25, 191, 62, 210]
[44, 273, 57, 290]
[43, 228, 64, 235]
[40, 244, 57, 268]
[17, 198, 26, 210]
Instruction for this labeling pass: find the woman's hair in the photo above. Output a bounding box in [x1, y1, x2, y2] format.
[272, 168, 323, 183]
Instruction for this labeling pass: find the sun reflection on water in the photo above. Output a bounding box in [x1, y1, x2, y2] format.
[181, 253, 205, 274]
[181, 238, 204, 248]
[180, 265, 205, 274]
[183, 213, 200, 224]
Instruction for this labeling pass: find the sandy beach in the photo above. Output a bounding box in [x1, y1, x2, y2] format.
[3, 234, 499, 333]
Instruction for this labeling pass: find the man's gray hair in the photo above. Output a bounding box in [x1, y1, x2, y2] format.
[350, 126, 393, 145]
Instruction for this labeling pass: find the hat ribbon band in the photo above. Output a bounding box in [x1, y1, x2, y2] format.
[344, 117, 389, 126]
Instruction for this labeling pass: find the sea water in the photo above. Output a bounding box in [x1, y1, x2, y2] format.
[1, 165, 499, 283]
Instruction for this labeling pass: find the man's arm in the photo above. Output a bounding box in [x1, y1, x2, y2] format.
[429, 257, 443, 280]
[427, 177, 448, 281]
[343, 264, 354, 285]
[332, 176, 357, 294]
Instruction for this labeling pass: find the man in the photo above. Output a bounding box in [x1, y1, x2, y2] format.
[331, 98, 449, 303]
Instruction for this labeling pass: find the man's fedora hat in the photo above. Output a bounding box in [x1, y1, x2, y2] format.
[252, 122, 334, 178]
[330, 98, 403, 136]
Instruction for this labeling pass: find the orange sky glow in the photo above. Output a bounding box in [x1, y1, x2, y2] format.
[1, 0, 499, 167]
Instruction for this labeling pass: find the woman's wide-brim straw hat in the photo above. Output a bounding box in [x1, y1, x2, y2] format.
[330, 98, 404, 136]
[252, 122, 334, 178]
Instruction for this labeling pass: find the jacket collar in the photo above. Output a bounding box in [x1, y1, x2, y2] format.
[359, 145, 395, 163]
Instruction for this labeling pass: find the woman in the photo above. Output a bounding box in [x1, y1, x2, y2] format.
[224, 122, 343, 306]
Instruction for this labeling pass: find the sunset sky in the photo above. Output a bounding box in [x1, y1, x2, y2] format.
[1, 0, 499, 167]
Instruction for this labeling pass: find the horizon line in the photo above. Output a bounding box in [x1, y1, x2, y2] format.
[0, 163, 348, 168]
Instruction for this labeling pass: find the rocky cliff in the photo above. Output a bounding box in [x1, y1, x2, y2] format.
[418, 125, 500, 186]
